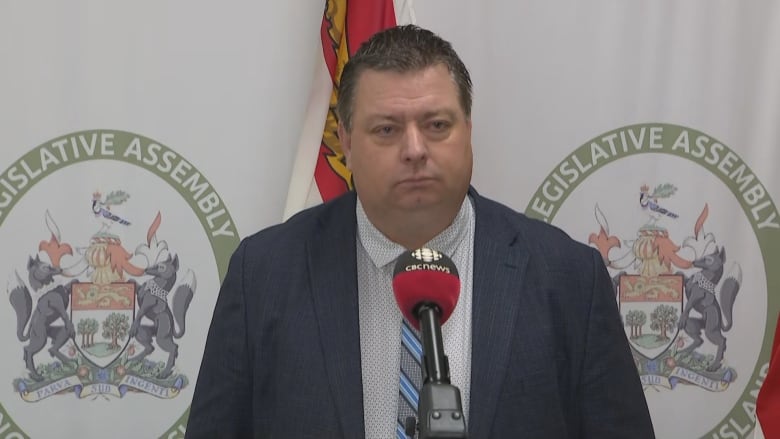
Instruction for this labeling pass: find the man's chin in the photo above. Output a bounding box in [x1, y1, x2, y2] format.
[394, 195, 444, 212]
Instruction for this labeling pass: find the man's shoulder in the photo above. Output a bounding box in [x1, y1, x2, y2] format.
[242, 192, 356, 251]
[473, 190, 598, 272]
[475, 192, 586, 250]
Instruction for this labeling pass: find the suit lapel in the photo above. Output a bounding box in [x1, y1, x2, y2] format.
[307, 194, 365, 438]
[468, 193, 530, 438]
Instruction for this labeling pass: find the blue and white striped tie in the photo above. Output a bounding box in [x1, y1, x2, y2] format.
[397, 319, 423, 439]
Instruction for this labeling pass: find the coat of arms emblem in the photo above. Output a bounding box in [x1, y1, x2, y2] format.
[7, 190, 196, 401]
[589, 183, 742, 391]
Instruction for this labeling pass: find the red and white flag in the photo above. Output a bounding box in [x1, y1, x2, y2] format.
[756, 312, 780, 439]
[283, 0, 415, 219]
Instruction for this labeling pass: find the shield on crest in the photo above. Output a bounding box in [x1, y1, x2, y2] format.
[619, 273, 684, 360]
[71, 282, 135, 368]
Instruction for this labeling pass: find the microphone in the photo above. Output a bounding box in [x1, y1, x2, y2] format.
[392, 248, 460, 329]
[393, 248, 468, 439]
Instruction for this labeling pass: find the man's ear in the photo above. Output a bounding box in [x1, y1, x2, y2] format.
[338, 121, 352, 170]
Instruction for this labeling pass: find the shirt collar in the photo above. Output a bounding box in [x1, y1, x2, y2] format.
[356, 195, 474, 269]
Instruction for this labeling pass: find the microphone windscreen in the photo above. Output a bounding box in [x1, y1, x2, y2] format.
[392, 248, 460, 329]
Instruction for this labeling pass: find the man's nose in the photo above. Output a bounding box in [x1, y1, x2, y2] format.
[401, 125, 427, 162]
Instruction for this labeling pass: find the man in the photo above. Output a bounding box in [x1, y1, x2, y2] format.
[186, 25, 655, 438]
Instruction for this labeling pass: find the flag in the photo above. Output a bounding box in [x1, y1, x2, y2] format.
[283, 0, 415, 219]
[756, 312, 780, 438]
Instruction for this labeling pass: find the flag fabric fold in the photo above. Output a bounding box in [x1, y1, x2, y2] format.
[756, 312, 780, 439]
[284, 0, 413, 219]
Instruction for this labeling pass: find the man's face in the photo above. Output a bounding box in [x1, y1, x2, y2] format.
[339, 64, 473, 223]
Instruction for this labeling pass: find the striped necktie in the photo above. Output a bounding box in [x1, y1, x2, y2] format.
[397, 319, 423, 439]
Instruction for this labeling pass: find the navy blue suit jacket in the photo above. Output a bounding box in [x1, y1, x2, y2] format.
[185, 189, 654, 438]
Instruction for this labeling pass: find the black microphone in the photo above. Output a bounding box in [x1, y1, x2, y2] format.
[393, 248, 468, 439]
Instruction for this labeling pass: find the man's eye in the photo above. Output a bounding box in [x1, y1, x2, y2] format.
[374, 126, 395, 136]
[430, 121, 450, 131]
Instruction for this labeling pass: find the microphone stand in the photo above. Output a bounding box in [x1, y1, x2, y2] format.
[413, 303, 467, 439]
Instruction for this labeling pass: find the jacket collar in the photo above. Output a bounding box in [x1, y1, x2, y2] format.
[467, 187, 530, 438]
[307, 192, 365, 438]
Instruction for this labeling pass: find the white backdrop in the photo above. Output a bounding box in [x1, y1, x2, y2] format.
[1, 1, 778, 438]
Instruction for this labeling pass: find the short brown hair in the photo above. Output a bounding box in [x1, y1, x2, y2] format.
[337, 25, 473, 131]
